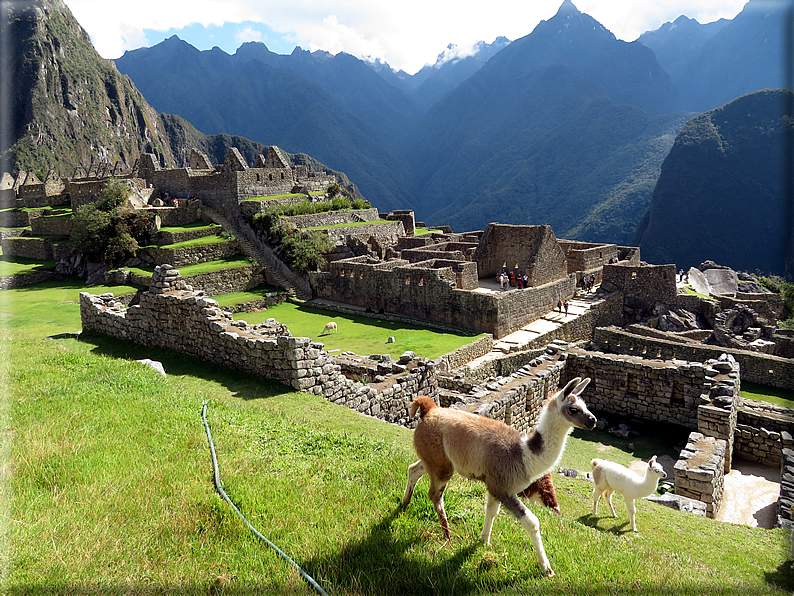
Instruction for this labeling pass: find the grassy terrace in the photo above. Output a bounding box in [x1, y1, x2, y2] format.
[212, 284, 287, 307]
[242, 191, 325, 202]
[157, 222, 220, 233]
[121, 255, 253, 278]
[0, 255, 58, 276]
[2, 279, 792, 594]
[742, 382, 794, 408]
[141, 234, 233, 250]
[304, 220, 392, 231]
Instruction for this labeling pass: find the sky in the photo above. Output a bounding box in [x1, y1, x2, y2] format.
[65, 0, 751, 75]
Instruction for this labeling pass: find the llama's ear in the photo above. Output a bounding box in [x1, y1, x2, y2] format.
[556, 377, 581, 401]
[649, 455, 657, 466]
[571, 377, 591, 396]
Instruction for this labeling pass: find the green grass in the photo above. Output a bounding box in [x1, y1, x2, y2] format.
[157, 222, 220, 233]
[2, 280, 793, 595]
[122, 256, 253, 279]
[0, 255, 58, 277]
[242, 193, 306, 202]
[143, 234, 233, 250]
[741, 382, 794, 408]
[681, 285, 715, 300]
[233, 301, 490, 360]
[414, 228, 434, 235]
[305, 220, 392, 231]
[212, 285, 287, 308]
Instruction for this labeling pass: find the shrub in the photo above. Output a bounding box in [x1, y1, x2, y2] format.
[70, 180, 153, 267]
[758, 274, 794, 325]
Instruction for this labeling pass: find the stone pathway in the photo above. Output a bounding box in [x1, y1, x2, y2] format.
[716, 459, 781, 528]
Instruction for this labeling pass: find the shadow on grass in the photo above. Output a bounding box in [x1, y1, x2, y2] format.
[77, 331, 292, 401]
[300, 506, 496, 596]
[577, 512, 633, 536]
[764, 558, 794, 592]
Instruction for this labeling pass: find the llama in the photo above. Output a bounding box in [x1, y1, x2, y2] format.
[320, 321, 337, 335]
[591, 456, 667, 532]
[518, 473, 561, 514]
[402, 377, 596, 578]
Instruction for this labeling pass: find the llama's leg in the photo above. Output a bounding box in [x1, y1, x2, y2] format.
[402, 460, 426, 506]
[592, 486, 602, 515]
[605, 490, 617, 517]
[428, 478, 451, 539]
[626, 498, 637, 532]
[496, 493, 554, 578]
[481, 491, 501, 545]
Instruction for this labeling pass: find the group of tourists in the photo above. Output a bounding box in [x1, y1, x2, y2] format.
[497, 270, 529, 291]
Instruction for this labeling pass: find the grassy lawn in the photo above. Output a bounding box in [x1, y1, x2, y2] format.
[2, 280, 793, 594]
[234, 300, 484, 360]
[122, 256, 254, 279]
[142, 234, 233, 250]
[741, 382, 794, 408]
[158, 222, 220, 233]
[212, 284, 287, 308]
[0, 255, 58, 277]
[242, 193, 306, 201]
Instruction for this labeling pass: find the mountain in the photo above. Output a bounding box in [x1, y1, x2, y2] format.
[385, 37, 512, 109]
[637, 15, 729, 80]
[405, 0, 685, 242]
[1, 0, 362, 198]
[645, 0, 788, 112]
[115, 37, 417, 211]
[1, 0, 181, 174]
[634, 89, 793, 276]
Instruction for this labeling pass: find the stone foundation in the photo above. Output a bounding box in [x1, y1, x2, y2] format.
[674, 433, 727, 518]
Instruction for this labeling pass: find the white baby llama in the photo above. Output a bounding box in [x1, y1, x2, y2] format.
[591, 455, 667, 532]
[402, 377, 596, 578]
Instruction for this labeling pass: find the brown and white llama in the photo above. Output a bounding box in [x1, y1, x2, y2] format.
[402, 377, 596, 578]
[591, 456, 667, 532]
[518, 473, 561, 514]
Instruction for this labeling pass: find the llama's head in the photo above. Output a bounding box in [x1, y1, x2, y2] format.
[553, 377, 597, 430]
[648, 455, 667, 479]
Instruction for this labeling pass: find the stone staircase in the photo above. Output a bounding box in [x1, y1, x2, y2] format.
[199, 203, 312, 300]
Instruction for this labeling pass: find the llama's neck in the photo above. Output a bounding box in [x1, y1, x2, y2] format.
[526, 404, 574, 472]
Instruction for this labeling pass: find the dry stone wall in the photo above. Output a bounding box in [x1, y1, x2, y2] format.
[1, 237, 53, 260]
[674, 433, 727, 518]
[30, 216, 73, 236]
[141, 240, 240, 267]
[80, 266, 438, 428]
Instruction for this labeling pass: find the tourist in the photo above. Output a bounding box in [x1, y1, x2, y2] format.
[523, 273, 528, 287]
[564, 301, 569, 316]
[509, 271, 516, 287]
[557, 299, 562, 313]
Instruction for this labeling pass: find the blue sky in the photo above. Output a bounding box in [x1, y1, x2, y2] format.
[66, 0, 753, 74]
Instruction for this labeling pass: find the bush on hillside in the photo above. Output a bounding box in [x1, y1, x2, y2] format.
[71, 180, 153, 267]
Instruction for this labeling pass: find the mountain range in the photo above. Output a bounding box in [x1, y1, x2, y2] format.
[3, 0, 790, 274]
[109, 0, 787, 244]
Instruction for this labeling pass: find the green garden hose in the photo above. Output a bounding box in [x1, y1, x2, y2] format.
[201, 401, 329, 596]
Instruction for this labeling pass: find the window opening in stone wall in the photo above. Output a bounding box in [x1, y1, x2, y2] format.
[359, 271, 364, 279]
[502, 261, 506, 268]
[256, 174, 261, 181]
[405, 276, 411, 285]
[281, 172, 285, 179]
[339, 269, 345, 277]
[350, 270, 355, 277]
[418, 277, 424, 286]
[631, 272, 637, 279]
[514, 262, 518, 269]
[269, 174, 273, 181]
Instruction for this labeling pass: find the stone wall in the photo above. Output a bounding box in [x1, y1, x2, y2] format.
[0, 209, 32, 228]
[239, 196, 314, 218]
[153, 225, 221, 245]
[309, 256, 577, 338]
[79, 267, 439, 428]
[29, 216, 73, 236]
[1, 237, 53, 260]
[736, 400, 794, 466]
[592, 326, 794, 390]
[779, 449, 794, 528]
[442, 335, 495, 370]
[559, 240, 618, 274]
[282, 208, 380, 229]
[674, 433, 727, 518]
[401, 242, 479, 264]
[140, 240, 240, 267]
[601, 262, 677, 319]
[0, 271, 55, 289]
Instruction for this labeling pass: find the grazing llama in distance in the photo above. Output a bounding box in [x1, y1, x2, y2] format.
[402, 377, 596, 578]
[518, 473, 561, 514]
[591, 456, 667, 532]
[320, 321, 337, 335]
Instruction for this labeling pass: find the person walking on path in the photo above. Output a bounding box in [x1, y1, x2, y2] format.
[564, 301, 569, 317]
[557, 299, 563, 313]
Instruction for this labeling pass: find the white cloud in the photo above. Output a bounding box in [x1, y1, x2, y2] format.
[64, 0, 751, 73]
[235, 25, 263, 45]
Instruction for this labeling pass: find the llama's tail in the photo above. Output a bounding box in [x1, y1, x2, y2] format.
[409, 395, 437, 419]
[590, 458, 603, 469]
